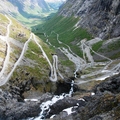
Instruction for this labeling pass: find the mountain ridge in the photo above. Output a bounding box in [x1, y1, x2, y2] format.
[58, 0, 120, 39]
[0, 0, 65, 28]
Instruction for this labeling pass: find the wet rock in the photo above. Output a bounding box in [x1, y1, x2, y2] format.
[93, 74, 120, 94]
[54, 78, 78, 95]
[0, 74, 120, 120]
[54, 81, 71, 95]
[89, 116, 103, 120]
[0, 88, 53, 120]
[5, 101, 40, 120]
[47, 97, 86, 118]
[52, 74, 120, 120]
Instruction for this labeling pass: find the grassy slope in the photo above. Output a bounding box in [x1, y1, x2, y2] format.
[0, 14, 9, 35]
[0, 14, 10, 71]
[32, 14, 120, 79]
[10, 36, 54, 92]
[0, 13, 54, 92]
[34, 15, 93, 57]
[34, 15, 120, 60]
[12, 7, 57, 29]
[98, 39, 120, 59]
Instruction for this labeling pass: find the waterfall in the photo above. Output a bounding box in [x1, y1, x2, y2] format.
[27, 80, 74, 120]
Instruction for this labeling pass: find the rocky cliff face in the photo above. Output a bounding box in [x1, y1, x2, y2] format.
[59, 0, 120, 39]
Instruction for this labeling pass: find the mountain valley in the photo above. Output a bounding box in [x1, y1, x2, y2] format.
[0, 0, 120, 120]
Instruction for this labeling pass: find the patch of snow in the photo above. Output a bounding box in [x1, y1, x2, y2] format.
[91, 92, 95, 96]
[50, 115, 56, 119]
[63, 107, 75, 115]
[78, 98, 85, 101]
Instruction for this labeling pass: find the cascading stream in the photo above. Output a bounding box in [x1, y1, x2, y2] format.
[28, 80, 75, 120]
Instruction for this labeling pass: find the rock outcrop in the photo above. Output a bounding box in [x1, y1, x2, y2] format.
[59, 0, 120, 39]
[0, 74, 120, 120]
[0, 89, 53, 120]
[52, 74, 120, 120]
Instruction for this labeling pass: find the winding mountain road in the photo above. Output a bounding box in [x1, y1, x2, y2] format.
[51, 31, 86, 78]
[0, 15, 33, 86]
[45, 30, 120, 81]
[33, 34, 63, 82]
[0, 15, 12, 85]
[0, 17, 64, 85]
[3, 34, 33, 85]
[0, 15, 119, 86]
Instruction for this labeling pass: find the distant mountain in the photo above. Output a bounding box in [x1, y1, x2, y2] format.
[0, 0, 50, 13]
[0, 0, 65, 27]
[45, 0, 66, 10]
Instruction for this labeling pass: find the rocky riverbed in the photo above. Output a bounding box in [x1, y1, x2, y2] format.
[0, 73, 120, 120]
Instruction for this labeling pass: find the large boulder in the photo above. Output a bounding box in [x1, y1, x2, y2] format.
[0, 89, 53, 120]
[93, 74, 120, 94]
[52, 74, 120, 120]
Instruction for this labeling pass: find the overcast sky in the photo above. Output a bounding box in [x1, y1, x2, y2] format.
[44, 0, 66, 3]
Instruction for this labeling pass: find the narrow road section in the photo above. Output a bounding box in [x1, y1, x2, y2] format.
[0, 15, 12, 85]
[3, 34, 33, 85]
[33, 34, 64, 82]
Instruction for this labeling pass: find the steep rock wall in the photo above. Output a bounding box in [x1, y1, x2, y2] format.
[59, 0, 120, 39]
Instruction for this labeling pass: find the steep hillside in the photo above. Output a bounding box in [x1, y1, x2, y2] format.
[33, 0, 120, 92]
[59, 0, 120, 39]
[0, 13, 55, 96]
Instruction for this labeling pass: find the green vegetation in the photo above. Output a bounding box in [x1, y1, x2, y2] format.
[0, 14, 9, 35]
[60, 59, 74, 67]
[99, 39, 120, 59]
[10, 17, 30, 43]
[92, 41, 103, 52]
[13, 10, 57, 29]
[107, 40, 120, 51]
[11, 39, 52, 82]
[9, 44, 22, 63]
[23, 37, 53, 79]
[25, 40, 48, 65]
[33, 15, 93, 57]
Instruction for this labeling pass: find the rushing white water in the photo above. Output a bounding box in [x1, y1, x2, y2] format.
[63, 107, 75, 115]
[27, 80, 74, 120]
[69, 80, 74, 97]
